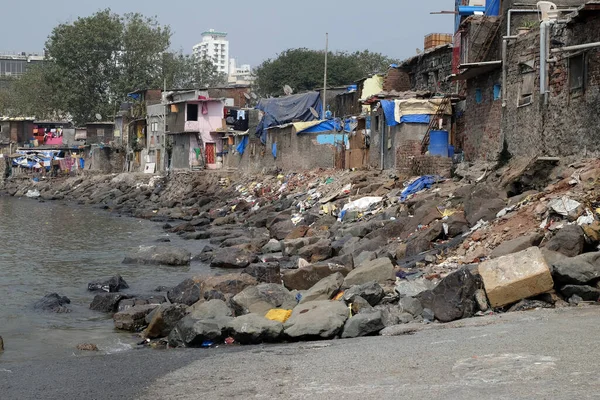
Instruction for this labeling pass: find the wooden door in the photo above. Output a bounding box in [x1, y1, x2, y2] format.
[205, 143, 216, 164]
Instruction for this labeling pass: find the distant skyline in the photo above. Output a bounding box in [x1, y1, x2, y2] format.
[4, 0, 452, 67]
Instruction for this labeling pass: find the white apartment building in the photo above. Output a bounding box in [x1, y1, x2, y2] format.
[192, 29, 230, 75]
[228, 58, 255, 85]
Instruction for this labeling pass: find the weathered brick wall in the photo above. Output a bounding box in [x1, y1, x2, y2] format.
[383, 68, 411, 92]
[399, 45, 454, 93]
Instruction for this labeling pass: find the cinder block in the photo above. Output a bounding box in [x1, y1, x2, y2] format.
[478, 247, 554, 308]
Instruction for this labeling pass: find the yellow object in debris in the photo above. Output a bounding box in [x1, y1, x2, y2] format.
[332, 291, 344, 301]
[265, 309, 292, 323]
[595, 208, 600, 215]
[437, 207, 457, 218]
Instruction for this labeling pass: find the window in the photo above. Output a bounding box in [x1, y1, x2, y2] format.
[187, 104, 198, 121]
[518, 72, 534, 107]
[493, 84, 501, 100]
[569, 53, 586, 92]
[475, 88, 482, 104]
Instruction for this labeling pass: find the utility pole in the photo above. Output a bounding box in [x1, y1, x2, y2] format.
[322, 33, 328, 120]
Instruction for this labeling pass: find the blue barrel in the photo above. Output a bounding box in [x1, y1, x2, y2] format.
[428, 130, 449, 157]
[448, 145, 455, 158]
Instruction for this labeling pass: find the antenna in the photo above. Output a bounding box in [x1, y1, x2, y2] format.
[95, 113, 102, 121]
[243, 92, 251, 100]
[309, 107, 320, 119]
[283, 85, 293, 95]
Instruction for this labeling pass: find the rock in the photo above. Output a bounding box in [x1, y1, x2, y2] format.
[398, 296, 423, 317]
[569, 294, 583, 305]
[210, 248, 258, 269]
[76, 343, 99, 351]
[117, 295, 166, 312]
[243, 263, 281, 284]
[351, 296, 374, 314]
[545, 225, 585, 257]
[34, 293, 71, 313]
[90, 293, 130, 313]
[490, 233, 543, 259]
[375, 304, 415, 326]
[354, 251, 377, 268]
[189, 299, 232, 320]
[507, 299, 553, 312]
[299, 272, 344, 304]
[113, 304, 159, 331]
[87, 274, 129, 293]
[122, 246, 191, 266]
[446, 212, 470, 238]
[167, 278, 202, 306]
[395, 243, 407, 260]
[225, 314, 284, 344]
[474, 289, 489, 312]
[417, 269, 482, 322]
[144, 304, 189, 339]
[405, 223, 444, 257]
[549, 251, 600, 285]
[231, 284, 297, 316]
[269, 220, 295, 240]
[343, 258, 394, 287]
[583, 222, 600, 243]
[0, 336, 3, 352]
[282, 264, 353, 291]
[297, 239, 333, 263]
[463, 186, 506, 226]
[200, 273, 258, 297]
[262, 239, 282, 254]
[285, 225, 310, 240]
[342, 281, 385, 306]
[422, 308, 435, 321]
[284, 300, 349, 340]
[395, 279, 438, 297]
[560, 285, 600, 302]
[479, 247, 554, 308]
[341, 311, 385, 338]
[168, 315, 231, 348]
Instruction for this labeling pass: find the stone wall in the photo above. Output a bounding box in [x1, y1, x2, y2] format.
[399, 45, 454, 93]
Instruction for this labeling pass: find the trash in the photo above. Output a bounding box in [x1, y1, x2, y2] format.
[462, 219, 488, 238]
[25, 189, 40, 198]
[400, 176, 442, 202]
[548, 196, 582, 217]
[265, 309, 293, 323]
[291, 214, 303, 225]
[496, 205, 516, 219]
[224, 337, 235, 345]
[298, 258, 310, 269]
[437, 207, 457, 218]
[201, 340, 215, 348]
[325, 177, 335, 185]
[577, 209, 595, 226]
[342, 197, 383, 213]
[332, 291, 344, 301]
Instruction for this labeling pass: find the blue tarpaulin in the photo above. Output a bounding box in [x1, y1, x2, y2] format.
[400, 175, 442, 202]
[272, 143, 277, 158]
[255, 92, 323, 143]
[485, 0, 500, 16]
[298, 120, 338, 134]
[381, 100, 398, 126]
[401, 114, 430, 124]
[236, 136, 249, 155]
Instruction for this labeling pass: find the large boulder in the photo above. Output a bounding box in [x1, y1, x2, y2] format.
[189, 299, 232, 320]
[405, 222, 444, 257]
[167, 278, 202, 305]
[200, 273, 258, 298]
[395, 279, 436, 298]
[270, 220, 295, 241]
[417, 268, 481, 322]
[144, 304, 189, 339]
[243, 263, 281, 284]
[90, 293, 130, 313]
[225, 314, 284, 344]
[231, 284, 297, 316]
[168, 315, 231, 348]
[113, 304, 159, 331]
[261, 239, 282, 254]
[342, 281, 385, 306]
[297, 239, 333, 263]
[343, 258, 394, 287]
[398, 296, 424, 317]
[545, 225, 585, 257]
[34, 293, 71, 313]
[282, 264, 353, 291]
[341, 311, 385, 338]
[560, 285, 600, 301]
[210, 248, 258, 269]
[479, 247, 554, 308]
[284, 300, 349, 340]
[463, 185, 506, 226]
[122, 246, 191, 266]
[445, 212, 470, 238]
[299, 272, 344, 304]
[549, 251, 600, 285]
[117, 295, 166, 312]
[490, 233, 544, 259]
[87, 274, 129, 293]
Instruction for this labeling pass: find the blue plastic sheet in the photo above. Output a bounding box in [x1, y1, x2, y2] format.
[272, 143, 277, 158]
[255, 92, 323, 143]
[400, 115, 430, 124]
[381, 100, 398, 126]
[298, 120, 337, 134]
[400, 175, 442, 202]
[236, 136, 249, 155]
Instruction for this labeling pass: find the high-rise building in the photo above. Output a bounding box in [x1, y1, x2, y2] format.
[192, 29, 230, 75]
[228, 58, 255, 85]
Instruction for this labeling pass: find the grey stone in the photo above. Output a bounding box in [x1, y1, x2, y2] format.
[560, 285, 600, 302]
[354, 251, 377, 268]
[189, 299, 232, 320]
[342, 281, 385, 306]
[90, 293, 130, 313]
[297, 239, 333, 263]
[270, 220, 295, 241]
[122, 246, 191, 266]
[395, 279, 437, 298]
[262, 239, 282, 254]
[422, 308, 435, 322]
[282, 263, 353, 291]
[550, 251, 600, 285]
[231, 284, 297, 316]
[113, 304, 159, 331]
[341, 311, 385, 338]
[168, 315, 232, 348]
[343, 258, 394, 287]
[34, 293, 71, 313]
[199, 273, 258, 297]
[299, 272, 344, 304]
[545, 225, 585, 257]
[167, 278, 202, 306]
[210, 248, 258, 269]
[351, 296, 374, 315]
[117, 295, 166, 312]
[144, 304, 189, 339]
[243, 262, 281, 284]
[225, 314, 284, 344]
[417, 269, 482, 323]
[284, 300, 349, 340]
[375, 304, 415, 327]
[490, 234, 543, 259]
[398, 296, 424, 317]
[474, 289, 489, 312]
[87, 274, 129, 293]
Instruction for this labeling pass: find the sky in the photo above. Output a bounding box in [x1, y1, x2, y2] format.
[4, 0, 453, 67]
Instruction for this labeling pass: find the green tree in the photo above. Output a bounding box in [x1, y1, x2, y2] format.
[254, 48, 399, 97]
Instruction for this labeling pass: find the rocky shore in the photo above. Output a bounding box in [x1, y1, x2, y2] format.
[5, 157, 600, 349]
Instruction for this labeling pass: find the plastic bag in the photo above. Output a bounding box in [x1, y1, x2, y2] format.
[265, 309, 292, 323]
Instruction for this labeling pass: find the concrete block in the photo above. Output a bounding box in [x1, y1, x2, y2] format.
[478, 247, 554, 308]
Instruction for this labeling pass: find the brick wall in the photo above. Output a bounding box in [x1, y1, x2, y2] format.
[399, 45, 454, 93]
[383, 68, 411, 92]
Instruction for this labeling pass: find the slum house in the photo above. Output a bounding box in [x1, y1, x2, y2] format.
[84, 122, 124, 173]
[146, 104, 167, 173]
[451, 0, 588, 160]
[0, 117, 34, 154]
[165, 90, 226, 170]
[123, 89, 162, 171]
[207, 85, 254, 108]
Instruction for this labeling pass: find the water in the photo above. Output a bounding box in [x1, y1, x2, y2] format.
[0, 196, 211, 363]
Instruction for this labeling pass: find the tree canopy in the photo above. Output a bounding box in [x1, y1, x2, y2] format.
[1, 9, 226, 125]
[254, 48, 399, 97]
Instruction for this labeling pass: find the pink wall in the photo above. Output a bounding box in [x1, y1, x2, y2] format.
[182, 100, 224, 161]
[45, 137, 63, 146]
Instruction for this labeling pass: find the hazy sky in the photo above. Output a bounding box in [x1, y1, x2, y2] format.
[5, 0, 452, 66]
